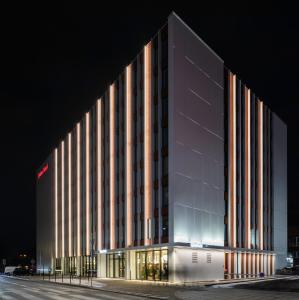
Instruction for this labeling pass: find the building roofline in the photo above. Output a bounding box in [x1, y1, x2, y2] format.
[168, 11, 224, 63]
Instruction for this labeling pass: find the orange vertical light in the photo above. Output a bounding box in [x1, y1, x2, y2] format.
[126, 65, 133, 247]
[110, 84, 116, 249]
[61, 141, 65, 258]
[77, 123, 81, 257]
[258, 100, 264, 250]
[229, 72, 237, 248]
[144, 42, 152, 245]
[86, 112, 90, 255]
[55, 148, 58, 258]
[68, 133, 72, 257]
[97, 99, 102, 251]
[245, 87, 251, 249]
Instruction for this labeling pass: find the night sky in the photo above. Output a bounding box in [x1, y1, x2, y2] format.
[1, 4, 298, 261]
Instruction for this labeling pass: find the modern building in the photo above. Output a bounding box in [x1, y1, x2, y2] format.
[288, 228, 299, 267]
[36, 12, 287, 282]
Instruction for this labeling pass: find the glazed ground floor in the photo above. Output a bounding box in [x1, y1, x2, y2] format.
[50, 246, 276, 283]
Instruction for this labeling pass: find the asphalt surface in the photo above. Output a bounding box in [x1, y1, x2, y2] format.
[2, 275, 299, 300]
[0, 276, 154, 300]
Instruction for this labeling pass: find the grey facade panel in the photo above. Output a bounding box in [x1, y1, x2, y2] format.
[36, 155, 54, 273]
[168, 13, 224, 247]
[272, 113, 287, 270]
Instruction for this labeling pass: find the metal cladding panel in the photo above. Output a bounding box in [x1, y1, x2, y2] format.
[36, 154, 54, 272]
[168, 13, 224, 247]
[272, 113, 287, 270]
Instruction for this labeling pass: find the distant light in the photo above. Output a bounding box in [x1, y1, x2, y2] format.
[37, 164, 48, 180]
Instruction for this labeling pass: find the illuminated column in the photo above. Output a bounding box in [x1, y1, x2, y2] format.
[55, 148, 58, 259]
[237, 252, 242, 278]
[229, 73, 237, 248]
[245, 87, 251, 249]
[68, 133, 72, 257]
[110, 84, 116, 249]
[258, 100, 264, 250]
[97, 99, 102, 251]
[246, 253, 250, 277]
[61, 141, 65, 258]
[144, 42, 152, 246]
[227, 252, 231, 278]
[86, 112, 90, 255]
[267, 254, 271, 276]
[125, 65, 133, 247]
[77, 123, 81, 257]
[251, 253, 254, 276]
[256, 253, 260, 275]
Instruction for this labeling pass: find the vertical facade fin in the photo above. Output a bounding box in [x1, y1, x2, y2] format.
[126, 65, 133, 247]
[86, 112, 90, 255]
[68, 133, 72, 257]
[110, 84, 116, 249]
[97, 99, 102, 251]
[55, 148, 58, 258]
[258, 100, 264, 250]
[144, 42, 152, 245]
[229, 72, 237, 248]
[245, 88, 251, 249]
[77, 123, 81, 257]
[61, 141, 65, 258]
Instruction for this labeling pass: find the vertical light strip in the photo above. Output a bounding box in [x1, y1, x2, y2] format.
[110, 84, 116, 249]
[68, 133, 72, 257]
[245, 88, 251, 249]
[55, 148, 58, 258]
[77, 123, 81, 257]
[229, 72, 237, 248]
[86, 112, 90, 255]
[126, 65, 133, 247]
[144, 42, 152, 246]
[61, 141, 65, 258]
[97, 99, 102, 251]
[258, 100, 264, 250]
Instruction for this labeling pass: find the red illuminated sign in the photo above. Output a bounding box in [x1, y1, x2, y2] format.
[37, 163, 48, 180]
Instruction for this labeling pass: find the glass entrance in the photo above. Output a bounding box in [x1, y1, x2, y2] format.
[136, 249, 168, 281]
[107, 253, 125, 278]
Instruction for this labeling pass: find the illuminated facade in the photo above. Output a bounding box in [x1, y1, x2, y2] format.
[36, 13, 287, 282]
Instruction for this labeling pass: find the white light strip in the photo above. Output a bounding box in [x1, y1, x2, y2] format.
[246, 88, 251, 249]
[77, 123, 81, 257]
[259, 101, 264, 250]
[86, 112, 90, 255]
[232, 75, 236, 248]
[61, 141, 65, 257]
[97, 99, 102, 251]
[55, 148, 58, 258]
[144, 42, 152, 246]
[126, 65, 133, 247]
[110, 84, 116, 249]
[68, 133, 72, 257]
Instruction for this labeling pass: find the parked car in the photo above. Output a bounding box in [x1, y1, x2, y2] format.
[4, 266, 17, 275]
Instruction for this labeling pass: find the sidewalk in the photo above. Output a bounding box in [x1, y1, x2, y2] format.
[21, 274, 289, 299]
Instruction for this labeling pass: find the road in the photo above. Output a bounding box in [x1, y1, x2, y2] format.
[2, 275, 299, 300]
[0, 276, 152, 300]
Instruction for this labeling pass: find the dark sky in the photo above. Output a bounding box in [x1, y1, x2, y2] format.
[1, 4, 298, 260]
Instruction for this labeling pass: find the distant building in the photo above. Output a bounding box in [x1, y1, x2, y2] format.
[289, 228, 299, 266]
[36, 12, 287, 282]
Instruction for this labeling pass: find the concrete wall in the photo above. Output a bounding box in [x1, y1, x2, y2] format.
[36, 155, 55, 273]
[168, 13, 225, 247]
[271, 113, 287, 270]
[170, 247, 224, 282]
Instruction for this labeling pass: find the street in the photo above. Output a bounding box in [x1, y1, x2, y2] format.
[1, 275, 299, 300]
[0, 276, 151, 300]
